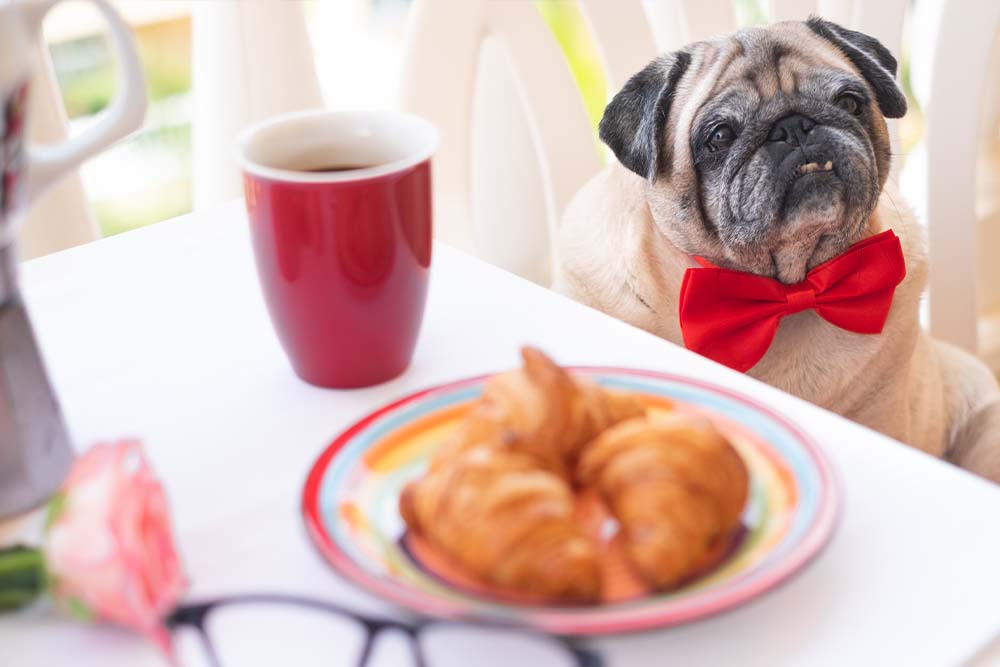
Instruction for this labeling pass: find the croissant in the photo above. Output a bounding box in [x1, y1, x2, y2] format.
[400, 444, 601, 601]
[577, 414, 749, 589]
[432, 347, 645, 477]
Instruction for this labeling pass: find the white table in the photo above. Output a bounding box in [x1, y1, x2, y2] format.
[4, 201, 1000, 667]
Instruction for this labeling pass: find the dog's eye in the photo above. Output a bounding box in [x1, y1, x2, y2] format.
[836, 93, 863, 115]
[707, 124, 736, 151]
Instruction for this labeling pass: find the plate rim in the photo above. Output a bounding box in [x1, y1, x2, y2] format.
[302, 367, 841, 636]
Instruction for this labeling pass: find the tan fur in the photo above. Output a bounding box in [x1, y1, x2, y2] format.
[557, 163, 1000, 477]
[556, 24, 1000, 481]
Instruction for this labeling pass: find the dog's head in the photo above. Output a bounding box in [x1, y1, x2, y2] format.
[600, 18, 906, 283]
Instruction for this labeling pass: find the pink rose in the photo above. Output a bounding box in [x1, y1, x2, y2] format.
[45, 440, 187, 653]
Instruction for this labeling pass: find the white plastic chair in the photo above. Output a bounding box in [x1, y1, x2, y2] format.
[400, 0, 909, 286]
[191, 0, 323, 210]
[904, 0, 1000, 361]
[400, 0, 605, 284]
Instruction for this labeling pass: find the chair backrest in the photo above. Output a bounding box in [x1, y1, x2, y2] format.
[191, 0, 323, 211]
[905, 0, 1000, 358]
[400, 0, 908, 286]
[400, 0, 604, 284]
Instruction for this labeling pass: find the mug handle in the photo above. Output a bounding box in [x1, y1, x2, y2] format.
[19, 0, 147, 204]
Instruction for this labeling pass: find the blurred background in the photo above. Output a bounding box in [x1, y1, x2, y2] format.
[39, 0, 934, 238]
[26, 0, 1000, 371]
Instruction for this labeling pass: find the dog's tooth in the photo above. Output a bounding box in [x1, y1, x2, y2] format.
[799, 162, 819, 174]
[823, 160, 833, 171]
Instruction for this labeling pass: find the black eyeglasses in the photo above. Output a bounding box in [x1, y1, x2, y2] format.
[167, 594, 603, 667]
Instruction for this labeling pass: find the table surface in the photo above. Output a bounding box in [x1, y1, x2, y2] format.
[4, 200, 1000, 667]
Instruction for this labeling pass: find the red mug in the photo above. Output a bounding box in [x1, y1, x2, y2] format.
[238, 110, 438, 388]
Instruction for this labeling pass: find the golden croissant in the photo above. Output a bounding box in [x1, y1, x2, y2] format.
[400, 443, 601, 601]
[431, 347, 645, 477]
[577, 414, 749, 589]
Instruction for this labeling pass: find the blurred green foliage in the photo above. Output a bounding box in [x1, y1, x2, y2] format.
[93, 175, 191, 237]
[53, 19, 191, 119]
[536, 1, 608, 133]
[94, 123, 192, 237]
[52, 43, 186, 119]
[58, 66, 113, 118]
[49, 18, 193, 237]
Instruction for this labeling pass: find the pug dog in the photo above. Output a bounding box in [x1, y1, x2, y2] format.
[555, 18, 1000, 482]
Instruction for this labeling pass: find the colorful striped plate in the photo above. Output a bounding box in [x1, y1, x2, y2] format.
[302, 369, 839, 635]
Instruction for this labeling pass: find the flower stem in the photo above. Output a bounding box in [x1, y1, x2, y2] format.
[0, 545, 46, 611]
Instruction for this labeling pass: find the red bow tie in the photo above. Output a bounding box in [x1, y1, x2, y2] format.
[678, 230, 906, 372]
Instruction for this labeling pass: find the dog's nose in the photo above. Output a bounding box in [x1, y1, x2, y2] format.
[768, 114, 816, 145]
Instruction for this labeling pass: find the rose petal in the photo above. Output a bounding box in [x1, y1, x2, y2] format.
[45, 440, 187, 656]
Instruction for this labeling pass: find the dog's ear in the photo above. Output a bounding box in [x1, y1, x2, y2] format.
[806, 17, 907, 119]
[599, 51, 691, 181]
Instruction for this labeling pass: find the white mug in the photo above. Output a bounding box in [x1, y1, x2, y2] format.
[0, 0, 146, 245]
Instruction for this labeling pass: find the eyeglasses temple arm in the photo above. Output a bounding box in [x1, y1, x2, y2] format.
[568, 642, 604, 667]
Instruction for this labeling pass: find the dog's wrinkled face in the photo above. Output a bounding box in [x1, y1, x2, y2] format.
[689, 50, 889, 281]
[600, 19, 907, 283]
